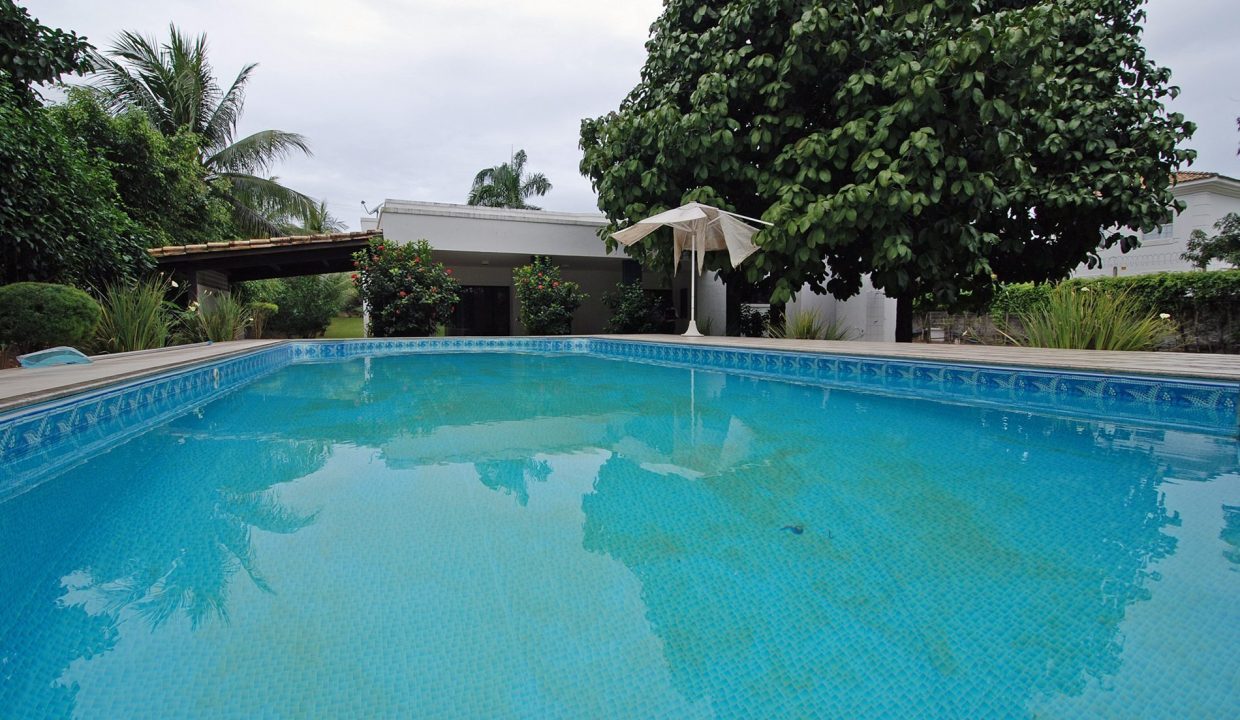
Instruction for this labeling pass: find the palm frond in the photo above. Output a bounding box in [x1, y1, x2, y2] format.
[205, 130, 312, 175]
[202, 62, 256, 151]
[214, 172, 317, 235]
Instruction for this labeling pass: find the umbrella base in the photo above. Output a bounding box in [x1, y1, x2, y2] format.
[682, 321, 704, 337]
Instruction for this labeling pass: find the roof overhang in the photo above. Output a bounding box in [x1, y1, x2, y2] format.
[149, 230, 381, 282]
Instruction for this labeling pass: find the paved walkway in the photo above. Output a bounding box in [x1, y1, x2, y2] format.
[1, 336, 1237, 415]
[0, 340, 282, 413]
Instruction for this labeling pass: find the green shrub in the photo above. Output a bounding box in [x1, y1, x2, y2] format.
[513, 256, 585, 335]
[353, 239, 459, 337]
[94, 276, 175, 353]
[602, 281, 663, 333]
[1003, 284, 1175, 351]
[257, 275, 349, 338]
[766, 308, 854, 340]
[990, 271, 1240, 351]
[737, 305, 769, 337]
[249, 301, 278, 339]
[0, 281, 100, 353]
[989, 283, 1054, 323]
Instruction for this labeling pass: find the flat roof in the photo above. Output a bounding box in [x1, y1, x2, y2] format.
[380, 200, 608, 228]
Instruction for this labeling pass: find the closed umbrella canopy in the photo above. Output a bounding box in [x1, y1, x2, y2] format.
[611, 202, 769, 336]
[611, 202, 764, 275]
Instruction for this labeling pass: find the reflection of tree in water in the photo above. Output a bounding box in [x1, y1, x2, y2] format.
[475, 458, 552, 505]
[0, 423, 326, 716]
[580, 405, 1192, 718]
[1222, 505, 1240, 567]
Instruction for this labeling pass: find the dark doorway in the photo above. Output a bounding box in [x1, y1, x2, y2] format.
[451, 285, 511, 336]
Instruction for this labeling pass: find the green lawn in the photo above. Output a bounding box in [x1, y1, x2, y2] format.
[324, 315, 364, 339]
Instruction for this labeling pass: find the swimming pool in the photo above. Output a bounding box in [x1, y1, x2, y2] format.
[1, 339, 1238, 718]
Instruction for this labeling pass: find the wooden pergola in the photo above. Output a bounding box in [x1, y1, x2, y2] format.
[148, 230, 380, 296]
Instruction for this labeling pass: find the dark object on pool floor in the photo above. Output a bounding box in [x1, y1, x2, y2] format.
[781, 524, 804, 535]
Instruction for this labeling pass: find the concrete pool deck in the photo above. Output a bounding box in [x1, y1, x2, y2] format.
[0, 340, 283, 413]
[0, 335, 1237, 414]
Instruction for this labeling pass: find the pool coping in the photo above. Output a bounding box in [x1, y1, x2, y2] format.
[0, 335, 1237, 416]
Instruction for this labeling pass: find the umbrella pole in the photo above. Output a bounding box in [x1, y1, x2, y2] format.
[683, 242, 703, 337]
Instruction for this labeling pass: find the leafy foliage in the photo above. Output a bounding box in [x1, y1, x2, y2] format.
[0, 282, 100, 353]
[467, 149, 552, 209]
[91, 25, 316, 236]
[49, 88, 233, 247]
[737, 305, 769, 337]
[1002, 284, 1174, 351]
[0, 1, 92, 105]
[1182, 213, 1240, 270]
[94, 276, 176, 352]
[581, 0, 1194, 340]
[248, 301, 278, 339]
[513, 256, 585, 335]
[243, 275, 349, 338]
[353, 239, 459, 337]
[602, 281, 664, 333]
[0, 84, 153, 287]
[992, 271, 1240, 352]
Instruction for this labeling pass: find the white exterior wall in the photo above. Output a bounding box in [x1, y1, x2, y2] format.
[1073, 176, 1240, 278]
[786, 274, 896, 341]
[373, 200, 624, 334]
[378, 201, 612, 258]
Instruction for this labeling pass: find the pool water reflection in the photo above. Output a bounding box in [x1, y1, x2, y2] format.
[1, 353, 1237, 718]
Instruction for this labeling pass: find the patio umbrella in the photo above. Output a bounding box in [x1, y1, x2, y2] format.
[611, 202, 770, 337]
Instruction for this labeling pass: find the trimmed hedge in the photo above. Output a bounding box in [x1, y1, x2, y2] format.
[0, 282, 101, 353]
[991, 270, 1240, 352]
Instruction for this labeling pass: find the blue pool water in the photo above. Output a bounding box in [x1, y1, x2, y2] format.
[1, 350, 1238, 718]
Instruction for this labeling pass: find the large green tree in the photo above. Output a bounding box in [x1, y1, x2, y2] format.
[467, 149, 552, 209]
[0, 5, 154, 286]
[0, 0, 91, 104]
[581, 0, 1194, 340]
[91, 25, 316, 236]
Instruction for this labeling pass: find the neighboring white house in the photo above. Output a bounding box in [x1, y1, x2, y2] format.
[365, 199, 895, 339]
[1073, 171, 1240, 278]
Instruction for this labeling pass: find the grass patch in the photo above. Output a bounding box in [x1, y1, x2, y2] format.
[324, 315, 364, 339]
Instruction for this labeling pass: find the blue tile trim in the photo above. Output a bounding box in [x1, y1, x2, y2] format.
[0, 345, 293, 500]
[1, 338, 1236, 500]
[584, 339, 1240, 436]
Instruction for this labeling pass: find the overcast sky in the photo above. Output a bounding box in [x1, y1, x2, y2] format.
[28, 0, 1240, 229]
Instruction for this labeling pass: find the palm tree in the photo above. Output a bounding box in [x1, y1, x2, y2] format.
[467, 149, 552, 210]
[90, 25, 316, 236]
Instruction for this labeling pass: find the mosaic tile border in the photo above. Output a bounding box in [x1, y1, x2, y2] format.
[1, 337, 1236, 501]
[585, 339, 1240, 435]
[0, 345, 293, 499]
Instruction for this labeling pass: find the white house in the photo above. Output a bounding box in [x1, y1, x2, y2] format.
[364, 199, 895, 339]
[1073, 171, 1240, 278]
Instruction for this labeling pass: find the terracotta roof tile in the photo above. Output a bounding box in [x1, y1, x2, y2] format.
[1174, 171, 1219, 183]
[148, 230, 381, 258]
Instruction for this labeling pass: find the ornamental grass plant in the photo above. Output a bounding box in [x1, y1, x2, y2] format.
[190, 292, 252, 342]
[1003, 284, 1176, 351]
[766, 309, 854, 341]
[94, 276, 174, 353]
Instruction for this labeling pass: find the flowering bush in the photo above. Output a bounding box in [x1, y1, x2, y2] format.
[353, 238, 459, 337]
[513, 256, 585, 335]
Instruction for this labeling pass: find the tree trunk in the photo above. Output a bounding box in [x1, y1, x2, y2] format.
[895, 293, 914, 343]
